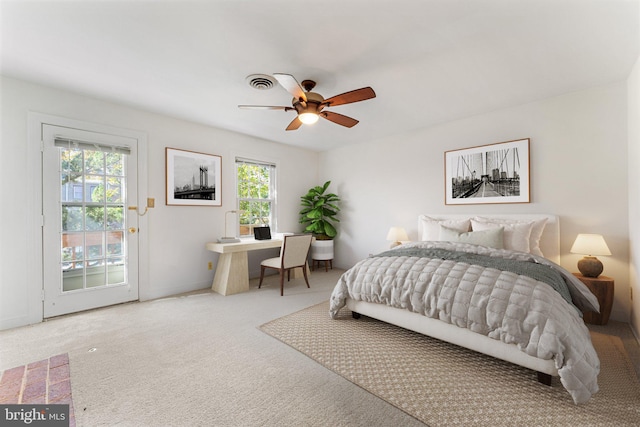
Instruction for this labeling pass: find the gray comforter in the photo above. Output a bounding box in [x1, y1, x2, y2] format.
[329, 241, 601, 404]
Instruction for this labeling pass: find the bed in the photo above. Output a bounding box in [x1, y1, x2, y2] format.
[329, 214, 601, 404]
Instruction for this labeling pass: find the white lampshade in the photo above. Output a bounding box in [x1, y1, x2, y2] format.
[570, 234, 611, 256]
[570, 234, 611, 278]
[218, 210, 241, 243]
[386, 227, 408, 246]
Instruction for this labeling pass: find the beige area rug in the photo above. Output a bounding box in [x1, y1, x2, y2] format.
[260, 301, 640, 427]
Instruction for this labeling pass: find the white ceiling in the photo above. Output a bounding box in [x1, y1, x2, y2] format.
[2, 0, 638, 151]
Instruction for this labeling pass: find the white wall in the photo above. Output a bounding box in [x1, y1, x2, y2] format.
[0, 76, 319, 330]
[1, 75, 635, 329]
[628, 56, 640, 339]
[320, 82, 631, 323]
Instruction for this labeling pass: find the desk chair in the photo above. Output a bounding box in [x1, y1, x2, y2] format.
[258, 234, 312, 296]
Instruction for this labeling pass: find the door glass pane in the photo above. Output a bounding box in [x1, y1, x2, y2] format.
[62, 206, 83, 231]
[61, 233, 83, 278]
[86, 260, 106, 288]
[85, 175, 105, 203]
[62, 269, 83, 292]
[84, 151, 104, 174]
[107, 258, 125, 285]
[85, 231, 104, 259]
[106, 152, 124, 176]
[107, 231, 124, 256]
[107, 207, 124, 230]
[106, 177, 123, 203]
[61, 173, 83, 203]
[58, 146, 127, 292]
[85, 206, 105, 230]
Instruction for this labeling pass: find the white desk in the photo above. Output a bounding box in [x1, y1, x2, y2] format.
[206, 237, 309, 296]
[206, 238, 281, 296]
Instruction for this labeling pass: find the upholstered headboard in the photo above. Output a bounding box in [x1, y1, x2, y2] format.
[418, 214, 560, 264]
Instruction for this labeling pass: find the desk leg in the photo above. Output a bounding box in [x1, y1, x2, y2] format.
[212, 251, 249, 296]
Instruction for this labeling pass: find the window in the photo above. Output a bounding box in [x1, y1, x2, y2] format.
[236, 157, 276, 237]
[55, 138, 129, 288]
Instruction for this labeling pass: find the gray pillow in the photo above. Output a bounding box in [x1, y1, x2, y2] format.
[439, 225, 504, 249]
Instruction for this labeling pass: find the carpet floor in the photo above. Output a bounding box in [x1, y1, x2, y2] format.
[260, 301, 640, 427]
[0, 273, 427, 426]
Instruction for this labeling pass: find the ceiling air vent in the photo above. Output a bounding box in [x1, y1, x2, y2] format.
[246, 74, 276, 90]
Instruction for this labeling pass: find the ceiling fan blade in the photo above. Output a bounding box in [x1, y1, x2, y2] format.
[286, 116, 303, 131]
[273, 73, 307, 102]
[322, 87, 376, 107]
[238, 105, 292, 111]
[321, 111, 359, 128]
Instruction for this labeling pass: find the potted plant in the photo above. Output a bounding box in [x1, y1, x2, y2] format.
[299, 181, 340, 264]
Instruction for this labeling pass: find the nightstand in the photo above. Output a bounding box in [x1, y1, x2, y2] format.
[572, 273, 614, 325]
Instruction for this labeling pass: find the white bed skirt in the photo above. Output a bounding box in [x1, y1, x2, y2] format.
[346, 298, 559, 377]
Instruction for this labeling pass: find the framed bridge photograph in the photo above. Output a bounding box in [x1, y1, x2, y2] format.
[166, 147, 222, 206]
[445, 138, 530, 205]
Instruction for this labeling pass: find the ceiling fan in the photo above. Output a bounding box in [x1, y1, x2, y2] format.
[239, 73, 376, 131]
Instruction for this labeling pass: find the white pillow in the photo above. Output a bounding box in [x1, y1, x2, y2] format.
[419, 216, 470, 241]
[470, 219, 533, 253]
[439, 225, 504, 249]
[473, 216, 548, 256]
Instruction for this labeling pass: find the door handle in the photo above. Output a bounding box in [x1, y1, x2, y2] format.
[128, 227, 137, 234]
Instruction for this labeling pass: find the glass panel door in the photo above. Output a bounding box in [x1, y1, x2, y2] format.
[59, 143, 126, 292]
[43, 124, 138, 317]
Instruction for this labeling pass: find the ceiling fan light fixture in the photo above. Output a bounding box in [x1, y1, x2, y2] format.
[298, 112, 319, 125]
[239, 73, 376, 131]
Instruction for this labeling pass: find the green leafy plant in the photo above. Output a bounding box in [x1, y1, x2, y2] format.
[299, 181, 340, 240]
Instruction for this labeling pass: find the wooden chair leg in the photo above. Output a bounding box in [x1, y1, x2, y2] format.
[287, 269, 290, 281]
[303, 265, 310, 288]
[279, 269, 285, 296]
[259, 266, 266, 288]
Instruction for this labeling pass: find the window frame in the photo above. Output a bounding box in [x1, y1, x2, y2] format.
[235, 157, 277, 238]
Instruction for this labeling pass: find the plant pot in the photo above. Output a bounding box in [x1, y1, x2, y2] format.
[311, 239, 334, 261]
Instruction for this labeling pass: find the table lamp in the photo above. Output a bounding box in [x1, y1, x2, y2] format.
[386, 227, 408, 248]
[570, 234, 611, 278]
[218, 210, 241, 243]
